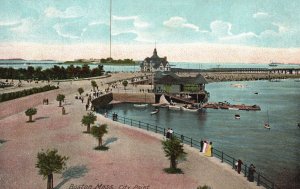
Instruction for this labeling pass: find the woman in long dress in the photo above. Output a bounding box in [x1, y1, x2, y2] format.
[204, 142, 212, 157]
[202, 141, 207, 153]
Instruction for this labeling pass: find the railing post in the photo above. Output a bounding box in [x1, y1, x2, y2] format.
[155, 126, 157, 133]
[147, 123, 149, 131]
[124, 117, 125, 124]
[190, 138, 193, 147]
[221, 152, 224, 163]
[131, 119, 132, 126]
[139, 121, 140, 128]
[257, 173, 260, 186]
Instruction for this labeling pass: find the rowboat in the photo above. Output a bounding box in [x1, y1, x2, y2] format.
[181, 105, 201, 112]
[151, 109, 159, 115]
[235, 114, 241, 119]
[133, 104, 148, 108]
[168, 105, 181, 110]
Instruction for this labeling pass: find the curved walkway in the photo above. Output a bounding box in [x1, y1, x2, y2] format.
[0, 73, 263, 189]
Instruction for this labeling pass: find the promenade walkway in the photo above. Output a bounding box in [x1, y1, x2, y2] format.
[0, 73, 263, 189]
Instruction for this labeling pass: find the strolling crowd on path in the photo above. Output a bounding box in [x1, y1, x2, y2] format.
[234, 159, 256, 182]
[200, 139, 213, 157]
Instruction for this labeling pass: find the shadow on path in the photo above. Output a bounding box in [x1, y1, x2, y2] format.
[103, 137, 118, 146]
[54, 165, 88, 189]
[35, 116, 49, 121]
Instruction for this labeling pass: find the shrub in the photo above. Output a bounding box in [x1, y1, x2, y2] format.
[197, 185, 212, 189]
[0, 85, 58, 102]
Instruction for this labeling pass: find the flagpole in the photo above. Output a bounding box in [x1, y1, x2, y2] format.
[110, 0, 112, 59]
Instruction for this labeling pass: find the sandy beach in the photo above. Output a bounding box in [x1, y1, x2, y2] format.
[0, 73, 263, 189]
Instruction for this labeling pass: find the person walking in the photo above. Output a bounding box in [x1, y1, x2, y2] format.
[248, 164, 256, 182]
[169, 128, 173, 139]
[166, 128, 170, 139]
[62, 107, 66, 115]
[204, 142, 213, 157]
[200, 139, 204, 152]
[202, 141, 207, 153]
[237, 159, 243, 174]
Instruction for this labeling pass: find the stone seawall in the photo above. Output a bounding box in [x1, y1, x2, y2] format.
[113, 92, 155, 104]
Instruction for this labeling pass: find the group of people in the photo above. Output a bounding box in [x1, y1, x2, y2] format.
[234, 160, 256, 182]
[165, 128, 174, 139]
[200, 140, 213, 157]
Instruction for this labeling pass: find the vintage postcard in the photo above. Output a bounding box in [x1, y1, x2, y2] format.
[0, 1, 299, 189]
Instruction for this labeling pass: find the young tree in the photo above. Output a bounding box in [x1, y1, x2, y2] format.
[162, 137, 187, 172]
[91, 80, 98, 91]
[122, 80, 128, 90]
[91, 124, 108, 148]
[56, 94, 65, 107]
[77, 87, 84, 96]
[25, 107, 37, 122]
[81, 112, 97, 133]
[36, 149, 68, 189]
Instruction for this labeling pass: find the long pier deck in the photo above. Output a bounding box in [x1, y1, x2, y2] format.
[203, 102, 261, 111]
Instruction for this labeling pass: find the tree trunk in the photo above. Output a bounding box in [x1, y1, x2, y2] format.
[47, 173, 53, 189]
[87, 124, 90, 133]
[59, 101, 62, 107]
[170, 155, 177, 169]
[98, 137, 102, 147]
[29, 115, 32, 122]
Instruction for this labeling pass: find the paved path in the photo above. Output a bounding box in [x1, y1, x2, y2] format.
[0, 73, 263, 189]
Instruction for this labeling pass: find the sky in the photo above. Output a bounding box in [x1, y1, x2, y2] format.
[0, 0, 300, 63]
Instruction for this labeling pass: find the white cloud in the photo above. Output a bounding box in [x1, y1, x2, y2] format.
[111, 15, 152, 42]
[253, 12, 270, 19]
[89, 20, 107, 26]
[220, 32, 258, 43]
[112, 15, 149, 28]
[210, 20, 232, 37]
[163, 16, 200, 32]
[0, 20, 20, 27]
[272, 22, 289, 33]
[44, 6, 84, 18]
[53, 24, 82, 39]
[10, 18, 34, 33]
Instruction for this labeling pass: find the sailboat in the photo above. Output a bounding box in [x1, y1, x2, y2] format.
[152, 94, 170, 107]
[264, 111, 271, 130]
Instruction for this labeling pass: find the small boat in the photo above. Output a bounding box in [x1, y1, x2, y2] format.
[150, 109, 159, 115]
[264, 110, 271, 130]
[133, 104, 148, 108]
[181, 104, 201, 112]
[254, 92, 258, 95]
[168, 105, 181, 110]
[228, 107, 239, 111]
[264, 123, 271, 129]
[235, 114, 241, 119]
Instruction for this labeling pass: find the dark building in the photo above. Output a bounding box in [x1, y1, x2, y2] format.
[140, 48, 171, 72]
[153, 72, 209, 103]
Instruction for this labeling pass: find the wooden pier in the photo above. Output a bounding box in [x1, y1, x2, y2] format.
[203, 102, 261, 111]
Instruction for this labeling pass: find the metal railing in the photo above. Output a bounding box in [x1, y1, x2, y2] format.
[107, 113, 278, 189]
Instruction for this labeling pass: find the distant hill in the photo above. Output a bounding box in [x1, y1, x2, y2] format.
[0, 58, 25, 60]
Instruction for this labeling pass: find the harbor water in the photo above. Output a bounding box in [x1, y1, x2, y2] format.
[98, 79, 300, 179]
